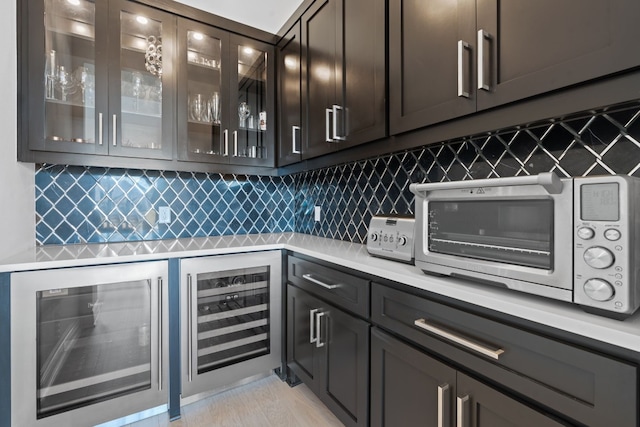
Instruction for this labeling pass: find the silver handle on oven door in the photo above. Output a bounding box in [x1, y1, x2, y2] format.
[292, 125, 301, 154]
[325, 108, 333, 142]
[187, 274, 193, 382]
[457, 40, 470, 98]
[457, 395, 470, 427]
[315, 311, 326, 348]
[157, 277, 163, 391]
[438, 383, 451, 427]
[409, 172, 563, 196]
[309, 308, 319, 343]
[477, 29, 491, 91]
[302, 273, 338, 290]
[414, 318, 505, 360]
[332, 105, 346, 141]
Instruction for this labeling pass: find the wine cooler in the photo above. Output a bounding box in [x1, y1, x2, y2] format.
[10, 261, 169, 427]
[180, 251, 282, 400]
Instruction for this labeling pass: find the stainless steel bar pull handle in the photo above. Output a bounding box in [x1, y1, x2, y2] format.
[302, 273, 338, 290]
[315, 311, 325, 348]
[157, 277, 163, 391]
[438, 383, 451, 427]
[477, 29, 492, 91]
[325, 108, 333, 142]
[457, 395, 470, 427]
[309, 308, 319, 343]
[292, 125, 301, 154]
[112, 114, 117, 146]
[98, 113, 103, 145]
[233, 130, 238, 157]
[332, 105, 346, 141]
[414, 318, 505, 360]
[457, 40, 471, 98]
[187, 274, 193, 382]
[223, 129, 229, 156]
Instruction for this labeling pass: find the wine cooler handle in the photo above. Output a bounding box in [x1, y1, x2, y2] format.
[310, 308, 319, 343]
[98, 113, 103, 145]
[438, 383, 451, 427]
[457, 395, 470, 427]
[187, 274, 193, 382]
[315, 311, 326, 348]
[158, 277, 163, 391]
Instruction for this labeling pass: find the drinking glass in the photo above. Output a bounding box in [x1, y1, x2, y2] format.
[238, 102, 250, 128]
[210, 92, 220, 124]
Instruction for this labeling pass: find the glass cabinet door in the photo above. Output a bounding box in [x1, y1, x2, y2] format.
[177, 19, 230, 163]
[231, 41, 270, 164]
[36, 0, 107, 155]
[108, 0, 174, 159]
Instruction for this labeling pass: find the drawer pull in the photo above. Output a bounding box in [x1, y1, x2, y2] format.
[302, 273, 338, 290]
[438, 383, 451, 427]
[414, 318, 504, 360]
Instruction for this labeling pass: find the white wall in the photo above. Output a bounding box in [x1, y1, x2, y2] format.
[0, 1, 36, 259]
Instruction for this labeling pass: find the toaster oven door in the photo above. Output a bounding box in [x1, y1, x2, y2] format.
[413, 176, 573, 298]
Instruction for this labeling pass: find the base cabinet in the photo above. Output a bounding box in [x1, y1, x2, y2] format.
[371, 328, 564, 427]
[287, 284, 369, 427]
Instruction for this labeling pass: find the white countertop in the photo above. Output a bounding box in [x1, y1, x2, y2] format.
[2, 232, 640, 353]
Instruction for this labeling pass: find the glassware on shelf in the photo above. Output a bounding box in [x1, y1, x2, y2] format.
[210, 92, 220, 124]
[45, 50, 58, 100]
[238, 102, 250, 128]
[131, 71, 143, 111]
[75, 66, 92, 105]
[189, 93, 205, 122]
[57, 66, 77, 102]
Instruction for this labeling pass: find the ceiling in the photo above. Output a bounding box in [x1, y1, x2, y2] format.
[172, 0, 304, 34]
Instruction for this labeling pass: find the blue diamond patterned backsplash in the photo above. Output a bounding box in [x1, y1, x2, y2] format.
[36, 102, 640, 245]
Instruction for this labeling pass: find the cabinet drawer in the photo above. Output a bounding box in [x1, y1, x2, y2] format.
[372, 283, 638, 427]
[288, 256, 369, 318]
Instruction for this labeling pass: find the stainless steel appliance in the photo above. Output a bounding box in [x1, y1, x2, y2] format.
[410, 173, 640, 319]
[180, 251, 281, 402]
[11, 261, 169, 427]
[367, 215, 415, 263]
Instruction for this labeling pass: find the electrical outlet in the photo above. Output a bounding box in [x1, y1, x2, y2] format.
[314, 206, 321, 222]
[158, 206, 171, 224]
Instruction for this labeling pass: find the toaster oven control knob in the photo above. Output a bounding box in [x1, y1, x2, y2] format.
[370, 233, 378, 242]
[583, 278, 615, 302]
[577, 227, 595, 240]
[604, 228, 621, 241]
[398, 236, 408, 246]
[583, 246, 615, 269]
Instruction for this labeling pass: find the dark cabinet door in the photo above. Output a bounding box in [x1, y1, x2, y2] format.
[321, 304, 369, 427]
[340, 0, 386, 148]
[277, 23, 302, 166]
[371, 328, 456, 427]
[287, 284, 323, 392]
[456, 373, 565, 427]
[389, 0, 476, 135]
[301, 0, 340, 159]
[476, 0, 640, 111]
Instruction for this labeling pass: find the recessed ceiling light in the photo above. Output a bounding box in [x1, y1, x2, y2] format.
[193, 32, 204, 41]
[67, 0, 81, 5]
[243, 47, 254, 55]
[136, 16, 148, 25]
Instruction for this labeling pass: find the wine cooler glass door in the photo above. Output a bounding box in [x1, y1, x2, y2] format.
[11, 261, 168, 427]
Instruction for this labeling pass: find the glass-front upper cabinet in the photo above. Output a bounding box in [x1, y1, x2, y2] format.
[176, 19, 274, 167]
[25, 0, 175, 159]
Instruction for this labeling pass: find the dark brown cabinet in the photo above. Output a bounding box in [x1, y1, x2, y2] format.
[390, 0, 640, 135]
[176, 18, 275, 167]
[287, 283, 369, 427]
[300, 0, 386, 160]
[371, 328, 564, 427]
[24, 0, 176, 159]
[277, 22, 302, 166]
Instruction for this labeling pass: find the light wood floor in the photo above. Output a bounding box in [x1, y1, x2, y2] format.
[126, 374, 345, 427]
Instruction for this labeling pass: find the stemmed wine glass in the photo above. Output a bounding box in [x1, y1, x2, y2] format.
[57, 66, 76, 102]
[238, 102, 250, 128]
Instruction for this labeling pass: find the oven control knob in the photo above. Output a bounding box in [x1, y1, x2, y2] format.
[398, 236, 408, 246]
[583, 246, 615, 269]
[583, 278, 615, 302]
[604, 228, 621, 241]
[577, 227, 595, 240]
[370, 233, 378, 242]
